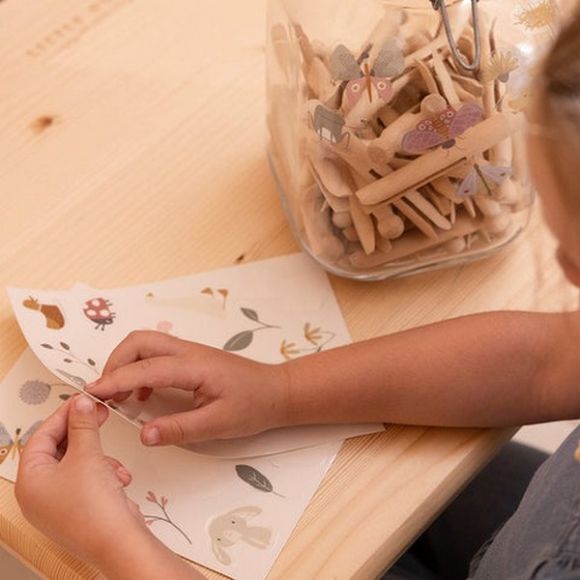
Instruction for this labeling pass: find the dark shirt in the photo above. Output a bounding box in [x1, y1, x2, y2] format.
[470, 426, 580, 579]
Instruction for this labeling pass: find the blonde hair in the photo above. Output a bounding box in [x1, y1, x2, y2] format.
[537, 5, 580, 214]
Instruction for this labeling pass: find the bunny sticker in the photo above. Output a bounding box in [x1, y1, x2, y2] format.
[208, 506, 272, 566]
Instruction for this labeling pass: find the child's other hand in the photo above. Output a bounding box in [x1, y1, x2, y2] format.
[15, 396, 151, 567]
[86, 331, 289, 446]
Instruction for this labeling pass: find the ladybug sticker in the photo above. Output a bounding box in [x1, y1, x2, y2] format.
[83, 297, 116, 330]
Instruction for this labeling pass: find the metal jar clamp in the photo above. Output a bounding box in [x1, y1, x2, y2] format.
[430, 0, 481, 72]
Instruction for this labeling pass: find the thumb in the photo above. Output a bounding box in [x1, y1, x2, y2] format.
[66, 395, 104, 457]
[141, 408, 221, 446]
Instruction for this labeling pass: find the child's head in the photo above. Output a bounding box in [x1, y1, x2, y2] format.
[527, 7, 580, 286]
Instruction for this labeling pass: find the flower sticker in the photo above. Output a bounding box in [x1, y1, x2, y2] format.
[514, 1, 557, 31]
[280, 340, 301, 360]
[19, 378, 74, 405]
[143, 491, 191, 544]
[19, 380, 51, 405]
[280, 323, 336, 360]
[481, 52, 519, 84]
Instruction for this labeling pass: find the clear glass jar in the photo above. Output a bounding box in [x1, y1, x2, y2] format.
[267, 0, 553, 280]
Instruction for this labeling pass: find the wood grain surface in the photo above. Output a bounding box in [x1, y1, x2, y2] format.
[0, 1, 577, 578]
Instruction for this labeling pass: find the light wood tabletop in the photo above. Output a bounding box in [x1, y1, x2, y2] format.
[0, 1, 577, 578]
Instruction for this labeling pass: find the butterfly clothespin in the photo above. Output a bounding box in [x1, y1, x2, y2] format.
[330, 39, 404, 114]
[401, 101, 484, 153]
[457, 159, 512, 197]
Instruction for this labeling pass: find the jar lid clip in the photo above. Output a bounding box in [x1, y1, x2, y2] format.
[430, 0, 481, 72]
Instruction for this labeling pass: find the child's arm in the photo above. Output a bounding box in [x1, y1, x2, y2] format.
[282, 310, 580, 428]
[97, 533, 200, 580]
[86, 310, 580, 446]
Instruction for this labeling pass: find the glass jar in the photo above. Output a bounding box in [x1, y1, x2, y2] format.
[267, 0, 554, 280]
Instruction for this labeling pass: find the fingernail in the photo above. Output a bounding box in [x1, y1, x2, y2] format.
[75, 395, 95, 414]
[85, 380, 99, 392]
[117, 466, 132, 480]
[143, 426, 160, 446]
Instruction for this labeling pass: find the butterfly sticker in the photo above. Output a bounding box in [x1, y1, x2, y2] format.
[330, 39, 404, 111]
[457, 163, 513, 197]
[0, 421, 41, 465]
[401, 103, 484, 153]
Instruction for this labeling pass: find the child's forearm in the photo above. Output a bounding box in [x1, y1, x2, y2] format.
[98, 531, 201, 580]
[281, 311, 580, 428]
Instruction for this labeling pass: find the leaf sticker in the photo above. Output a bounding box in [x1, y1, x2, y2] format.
[222, 308, 278, 352]
[39, 342, 99, 375]
[241, 307, 259, 322]
[223, 331, 254, 352]
[235, 464, 285, 498]
[56, 369, 87, 388]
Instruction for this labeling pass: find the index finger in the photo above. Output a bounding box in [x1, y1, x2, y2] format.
[102, 331, 186, 376]
[86, 355, 202, 399]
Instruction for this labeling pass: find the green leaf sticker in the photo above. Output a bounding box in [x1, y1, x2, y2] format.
[241, 307, 259, 322]
[223, 331, 254, 352]
[56, 369, 87, 388]
[235, 464, 285, 497]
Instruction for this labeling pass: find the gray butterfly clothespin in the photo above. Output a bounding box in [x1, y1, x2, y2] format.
[329, 39, 404, 108]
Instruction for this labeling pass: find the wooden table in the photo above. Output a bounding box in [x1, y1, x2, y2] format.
[0, 1, 577, 578]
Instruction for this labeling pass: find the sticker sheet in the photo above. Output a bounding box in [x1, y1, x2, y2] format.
[7, 254, 383, 457]
[0, 349, 341, 579]
[2, 254, 384, 578]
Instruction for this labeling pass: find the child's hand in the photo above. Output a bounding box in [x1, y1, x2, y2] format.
[15, 396, 150, 567]
[86, 331, 289, 446]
